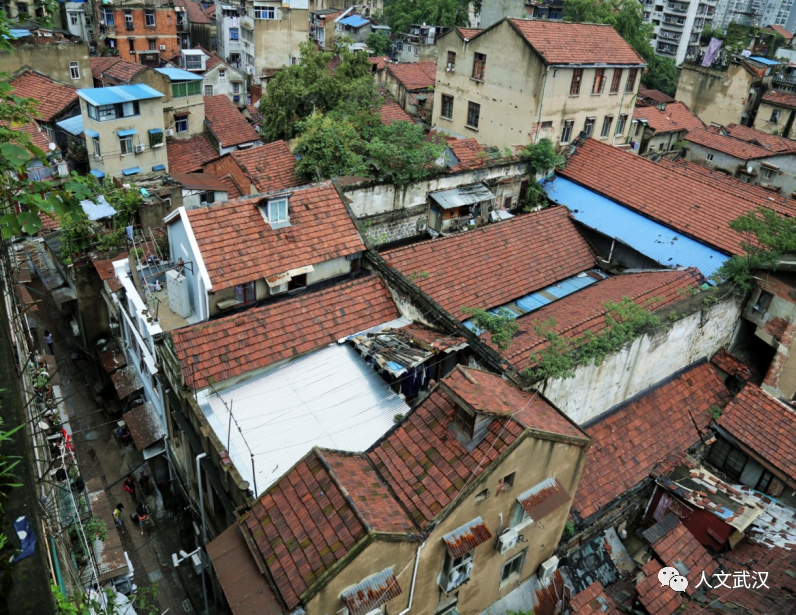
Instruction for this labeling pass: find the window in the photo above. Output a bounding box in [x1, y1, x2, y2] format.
[474, 488, 489, 503]
[128, 36, 135, 51]
[447, 50, 456, 70]
[175, 115, 188, 133]
[171, 81, 201, 97]
[592, 68, 606, 94]
[610, 68, 622, 94]
[466, 101, 480, 129]
[706, 153, 714, 161]
[145, 9, 155, 26]
[755, 290, 774, 313]
[442, 550, 474, 592]
[185, 54, 202, 70]
[500, 552, 525, 584]
[561, 119, 574, 144]
[600, 116, 613, 138]
[254, 6, 275, 19]
[229, 27, 239, 40]
[616, 114, 627, 135]
[232, 82, 241, 94]
[218, 69, 226, 82]
[511, 501, 529, 526]
[69, 61, 80, 80]
[472, 52, 486, 80]
[453, 404, 476, 437]
[120, 135, 134, 155]
[707, 439, 748, 480]
[92, 136, 101, 157]
[570, 68, 583, 95]
[101, 7, 114, 25]
[70, 12, 79, 26]
[16, 2, 28, 13]
[771, 109, 782, 122]
[584, 118, 595, 138]
[204, 84, 213, 96]
[499, 472, 515, 493]
[124, 9, 133, 29]
[540, 121, 553, 130]
[626, 68, 638, 93]
[149, 39, 156, 50]
[235, 282, 256, 305]
[267, 197, 288, 224]
[148, 129, 163, 148]
[242, 27, 254, 43]
[440, 94, 454, 119]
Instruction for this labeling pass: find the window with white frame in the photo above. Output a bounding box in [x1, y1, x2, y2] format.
[762, 166, 774, 179]
[254, 5, 275, 19]
[267, 197, 288, 224]
[500, 551, 525, 585]
[600, 116, 613, 138]
[92, 136, 101, 157]
[615, 114, 627, 135]
[70, 13, 79, 26]
[184, 54, 202, 70]
[706, 153, 714, 161]
[229, 27, 239, 40]
[175, 115, 188, 133]
[218, 69, 226, 82]
[771, 109, 781, 122]
[120, 135, 134, 155]
[232, 82, 240, 94]
[101, 7, 114, 25]
[204, 84, 213, 96]
[561, 119, 574, 143]
[69, 61, 80, 80]
[145, 9, 155, 26]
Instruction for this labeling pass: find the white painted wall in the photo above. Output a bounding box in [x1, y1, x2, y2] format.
[540, 296, 743, 425]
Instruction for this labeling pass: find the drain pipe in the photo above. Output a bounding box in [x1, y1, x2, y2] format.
[196, 452, 209, 615]
[399, 541, 426, 615]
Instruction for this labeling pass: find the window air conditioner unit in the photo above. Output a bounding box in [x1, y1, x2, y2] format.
[165, 128, 174, 137]
[539, 555, 559, 581]
[159, 44, 166, 50]
[134, 144, 146, 153]
[444, 561, 473, 593]
[497, 528, 518, 555]
[446, 63, 454, 71]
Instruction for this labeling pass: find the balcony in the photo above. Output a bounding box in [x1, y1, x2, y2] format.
[665, 2, 689, 12]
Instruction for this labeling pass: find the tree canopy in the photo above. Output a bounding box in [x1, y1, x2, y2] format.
[381, 0, 477, 36]
[366, 31, 392, 55]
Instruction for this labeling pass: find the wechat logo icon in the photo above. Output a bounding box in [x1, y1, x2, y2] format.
[659, 566, 689, 592]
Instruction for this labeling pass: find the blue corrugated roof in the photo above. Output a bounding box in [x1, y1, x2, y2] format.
[749, 56, 780, 66]
[339, 15, 369, 27]
[155, 67, 204, 82]
[77, 84, 164, 106]
[543, 177, 728, 280]
[56, 115, 84, 136]
[6, 29, 31, 39]
[84, 129, 99, 138]
[117, 129, 137, 137]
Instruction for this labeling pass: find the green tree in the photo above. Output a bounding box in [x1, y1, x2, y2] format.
[366, 31, 393, 55]
[294, 114, 368, 180]
[366, 121, 444, 185]
[522, 138, 563, 176]
[461, 307, 519, 352]
[383, 0, 476, 38]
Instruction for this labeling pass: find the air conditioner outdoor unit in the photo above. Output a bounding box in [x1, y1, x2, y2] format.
[539, 555, 559, 581]
[165, 128, 174, 137]
[444, 561, 473, 593]
[497, 528, 519, 555]
[134, 144, 145, 153]
[159, 44, 166, 50]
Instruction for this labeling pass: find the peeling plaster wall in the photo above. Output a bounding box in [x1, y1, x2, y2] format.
[541, 296, 742, 425]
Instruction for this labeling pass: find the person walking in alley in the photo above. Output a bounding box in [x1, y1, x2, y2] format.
[122, 476, 136, 501]
[132, 502, 150, 535]
[44, 330, 53, 355]
[113, 503, 124, 529]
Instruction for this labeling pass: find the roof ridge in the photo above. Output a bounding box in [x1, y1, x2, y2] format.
[312, 447, 373, 533]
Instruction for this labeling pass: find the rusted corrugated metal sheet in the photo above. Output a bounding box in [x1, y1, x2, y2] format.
[442, 516, 493, 559]
[123, 402, 165, 451]
[340, 567, 403, 615]
[517, 478, 571, 522]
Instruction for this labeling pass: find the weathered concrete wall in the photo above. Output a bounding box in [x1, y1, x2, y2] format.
[675, 63, 758, 128]
[752, 101, 795, 136]
[0, 42, 93, 88]
[540, 295, 743, 425]
[480, 0, 527, 28]
[684, 143, 796, 194]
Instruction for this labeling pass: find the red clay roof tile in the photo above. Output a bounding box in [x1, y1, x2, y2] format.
[229, 140, 302, 193]
[204, 95, 261, 148]
[383, 207, 595, 319]
[569, 581, 620, 615]
[651, 520, 719, 596]
[167, 134, 218, 174]
[386, 61, 436, 91]
[765, 24, 793, 39]
[723, 122, 796, 153]
[185, 181, 363, 290]
[448, 138, 488, 171]
[710, 348, 752, 380]
[762, 89, 796, 108]
[378, 98, 415, 125]
[685, 127, 781, 160]
[10, 70, 77, 122]
[368, 55, 390, 71]
[572, 362, 730, 520]
[170, 275, 398, 389]
[718, 383, 796, 478]
[638, 87, 675, 105]
[508, 20, 646, 66]
[185, 0, 212, 23]
[633, 102, 704, 135]
[89, 57, 146, 85]
[456, 27, 483, 40]
[560, 138, 796, 255]
[636, 560, 685, 614]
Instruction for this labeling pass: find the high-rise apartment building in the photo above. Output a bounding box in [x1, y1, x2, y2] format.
[641, 0, 718, 64]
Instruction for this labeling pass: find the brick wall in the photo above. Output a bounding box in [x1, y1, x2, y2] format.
[203, 155, 252, 195]
[114, 6, 178, 63]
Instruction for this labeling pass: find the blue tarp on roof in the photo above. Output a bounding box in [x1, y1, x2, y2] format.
[89, 169, 105, 178]
[77, 84, 164, 106]
[749, 56, 780, 66]
[5, 29, 31, 39]
[338, 15, 369, 27]
[56, 115, 84, 136]
[80, 195, 117, 221]
[155, 67, 204, 81]
[122, 167, 141, 176]
[543, 176, 729, 280]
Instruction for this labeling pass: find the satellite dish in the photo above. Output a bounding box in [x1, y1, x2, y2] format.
[48, 142, 56, 151]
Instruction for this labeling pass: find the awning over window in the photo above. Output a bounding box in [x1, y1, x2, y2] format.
[122, 167, 141, 176]
[340, 568, 403, 615]
[85, 129, 100, 138]
[117, 129, 137, 137]
[152, 164, 166, 171]
[265, 272, 291, 288]
[89, 169, 105, 178]
[517, 478, 571, 522]
[148, 128, 163, 134]
[442, 516, 492, 559]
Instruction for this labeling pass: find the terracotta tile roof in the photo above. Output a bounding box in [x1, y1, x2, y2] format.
[560, 138, 796, 255]
[89, 57, 145, 85]
[456, 27, 483, 40]
[569, 581, 619, 615]
[386, 61, 436, 90]
[383, 207, 595, 319]
[204, 95, 261, 148]
[245, 103, 263, 123]
[572, 362, 730, 520]
[9, 119, 56, 153]
[170, 275, 397, 389]
[185, 0, 212, 23]
[323, 450, 416, 534]
[718, 383, 796, 478]
[368, 385, 525, 528]
[444, 366, 586, 440]
[216, 173, 242, 200]
[633, 102, 704, 135]
[9, 70, 77, 122]
[723, 122, 796, 153]
[636, 560, 684, 615]
[368, 55, 390, 71]
[167, 134, 218, 173]
[650, 519, 719, 596]
[685, 127, 780, 160]
[762, 89, 796, 108]
[508, 19, 646, 66]
[378, 98, 415, 125]
[496, 269, 704, 371]
[710, 348, 752, 380]
[228, 140, 302, 193]
[448, 138, 488, 171]
[765, 24, 793, 39]
[637, 86, 675, 105]
[241, 448, 370, 610]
